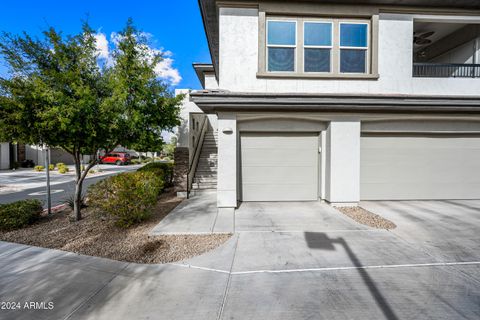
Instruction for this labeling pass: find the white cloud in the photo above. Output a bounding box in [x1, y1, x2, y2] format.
[152, 50, 182, 86]
[104, 32, 181, 86]
[94, 33, 109, 60]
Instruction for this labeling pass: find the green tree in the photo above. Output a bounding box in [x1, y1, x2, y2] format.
[0, 19, 181, 220]
[162, 136, 177, 158]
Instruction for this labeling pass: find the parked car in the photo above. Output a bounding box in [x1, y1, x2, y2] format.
[99, 152, 131, 165]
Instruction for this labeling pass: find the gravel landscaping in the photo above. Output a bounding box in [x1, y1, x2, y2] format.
[0, 190, 231, 263]
[335, 206, 397, 230]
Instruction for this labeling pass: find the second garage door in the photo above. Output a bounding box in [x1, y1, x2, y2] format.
[361, 134, 480, 200]
[240, 132, 319, 201]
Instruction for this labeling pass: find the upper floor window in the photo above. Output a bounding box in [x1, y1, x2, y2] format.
[267, 20, 296, 72]
[263, 17, 374, 78]
[304, 22, 332, 72]
[340, 23, 368, 73]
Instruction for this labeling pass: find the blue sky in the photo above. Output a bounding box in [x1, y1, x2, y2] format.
[0, 0, 211, 90]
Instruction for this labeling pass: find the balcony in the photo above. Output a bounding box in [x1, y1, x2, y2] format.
[413, 20, 479, 79]
[413, 63, 480, 78]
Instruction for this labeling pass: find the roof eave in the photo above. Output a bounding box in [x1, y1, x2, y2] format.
[190, 91, 480, 114]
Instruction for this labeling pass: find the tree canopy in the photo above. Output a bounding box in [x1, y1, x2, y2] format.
[0, 19, 182, 219]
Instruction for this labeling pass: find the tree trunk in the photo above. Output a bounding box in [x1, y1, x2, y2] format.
[73, 179, 84, 221]
[73, 151, 84, 221]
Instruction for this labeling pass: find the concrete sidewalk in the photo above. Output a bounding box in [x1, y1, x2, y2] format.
[150, 191, 234, 234]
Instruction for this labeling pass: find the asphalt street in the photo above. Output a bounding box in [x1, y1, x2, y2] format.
[0, 164, 142, 207]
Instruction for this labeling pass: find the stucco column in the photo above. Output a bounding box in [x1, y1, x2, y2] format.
[325, 121, 361, 206]
[217, 112, 237, 208]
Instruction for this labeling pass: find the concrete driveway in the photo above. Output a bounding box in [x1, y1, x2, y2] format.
[1, 200, 479, 319]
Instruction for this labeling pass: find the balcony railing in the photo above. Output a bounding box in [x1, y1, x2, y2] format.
[413, 63, 480, 78]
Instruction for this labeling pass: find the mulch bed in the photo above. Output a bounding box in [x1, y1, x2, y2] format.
[0, 190, 231, 264]
[336, 206, 397, 230]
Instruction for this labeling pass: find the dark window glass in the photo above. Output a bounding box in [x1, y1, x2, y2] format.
[340, 49, 366, 73]
[305, 48, 330, 72]
[340, 24, 367, 47]
[268, 47, 295, 72]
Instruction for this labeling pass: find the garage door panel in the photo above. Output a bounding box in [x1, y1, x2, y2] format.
[242, 166, 317, 184]
[241, 132, 318, 201]
[241, 134, 316, 148]
[242, 148, 316, 166]
[361, 135, 480, 200]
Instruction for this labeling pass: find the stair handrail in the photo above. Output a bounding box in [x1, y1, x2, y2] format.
[187, 114, 208, 197]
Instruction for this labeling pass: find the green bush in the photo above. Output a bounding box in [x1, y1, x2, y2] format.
[0, 199, 43, 231]
[48, 164, 55, 171]
[58, 166, 69, 174]
[34, 165, 45, 172]
[138, 162, 174, 187]
[88, 171, 164, 227]
[56, 162, 66, 169]
[130, 159, 142, 165]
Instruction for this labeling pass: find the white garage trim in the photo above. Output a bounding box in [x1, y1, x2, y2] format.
[361, 133, 480, 200]
[240, 132, 319, 201]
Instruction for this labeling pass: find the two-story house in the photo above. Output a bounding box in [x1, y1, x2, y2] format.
[178, 0, 480, 209]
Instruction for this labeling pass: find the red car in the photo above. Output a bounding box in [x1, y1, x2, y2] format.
[99, 152, 131, 165]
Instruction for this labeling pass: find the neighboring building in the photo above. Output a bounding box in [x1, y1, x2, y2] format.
[0, 143, 13, 170]
[0, 143, 91, 169]
[179, 0, 480, 208]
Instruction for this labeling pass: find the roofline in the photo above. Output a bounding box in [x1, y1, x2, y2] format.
[193, 63, 215, 89]
[190, 91, 480, 114]
[198, 0, 219, 80]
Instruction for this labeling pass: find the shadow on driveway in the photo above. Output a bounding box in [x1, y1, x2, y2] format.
[305, 232, 399, 320]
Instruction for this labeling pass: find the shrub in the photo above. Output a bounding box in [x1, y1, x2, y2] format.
[34, 165, 45, 172]
[56, 162, 66, 169]
[58, 166, 69, 174]
[130, 159, 142, 165]
[138, 162, 174, 187]
[21, 160, 35, 168]
[0, 199, 43, 231]
[88, 171, 164, 227]
[48, 164, 55, 171]
[65, 193, 87, 210]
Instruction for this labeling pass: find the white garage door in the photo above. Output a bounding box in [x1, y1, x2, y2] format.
[241, 132, 319, 201]
[361, 134, 480, 200]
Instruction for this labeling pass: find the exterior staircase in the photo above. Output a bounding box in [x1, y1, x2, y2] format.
[191, 129, 217, 190]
